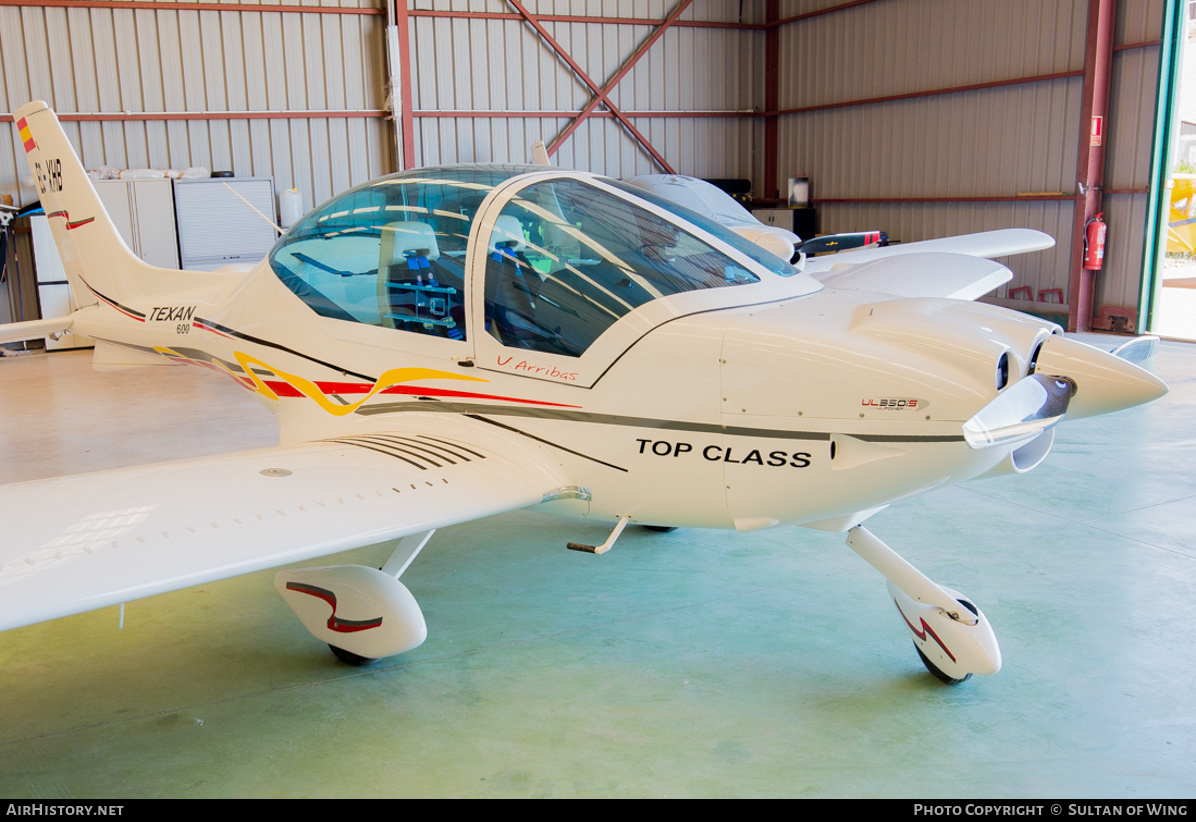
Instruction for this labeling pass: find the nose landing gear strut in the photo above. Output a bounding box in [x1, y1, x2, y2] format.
[847, 526, 1001, 683]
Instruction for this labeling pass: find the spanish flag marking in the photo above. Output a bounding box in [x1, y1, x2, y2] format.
[17, 118, 35, 153]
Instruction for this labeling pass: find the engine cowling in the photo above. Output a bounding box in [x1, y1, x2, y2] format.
[1033, 336, 1167, 420]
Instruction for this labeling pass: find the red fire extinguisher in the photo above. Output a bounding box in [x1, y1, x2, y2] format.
[1083, 213, 1107, 271]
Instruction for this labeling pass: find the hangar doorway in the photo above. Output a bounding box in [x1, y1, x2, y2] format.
[1149, 0, 1196, 340]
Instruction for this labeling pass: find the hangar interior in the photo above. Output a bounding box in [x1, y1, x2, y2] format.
[0, 0, 1179, 333]
[0, 340, 1192, 798]
[1, 0, 1194, 799]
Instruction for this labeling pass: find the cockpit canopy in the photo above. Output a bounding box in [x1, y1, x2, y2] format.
[268, 165, 795, 357]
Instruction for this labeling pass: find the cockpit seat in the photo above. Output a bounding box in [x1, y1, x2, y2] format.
[379, 220, 463, 339]
[485, 215, 543, 348]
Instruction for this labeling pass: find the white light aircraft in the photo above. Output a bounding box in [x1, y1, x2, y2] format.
[0, 101, 1168, 683]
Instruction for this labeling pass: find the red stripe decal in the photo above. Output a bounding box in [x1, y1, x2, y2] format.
[258, 379, 582, 409]
[192, 320, 233, 339]
[285, 582, 383, 633]
[99, 297, 145, 323]
[17, 118, 35, 153]
[376, 383, 581, 407]
[262, 381, 305, 398]
[81, 281, 145, 322]
[46, 210, 96, 231]
[895, 600, 957, 662]
[103, 301, 145, 323]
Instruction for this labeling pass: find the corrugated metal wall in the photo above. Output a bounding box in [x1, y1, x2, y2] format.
[776, 0, 1167, 325]
[407, 0, 765, 180]
[0, 0, 391, 213]
[0, 0, 1172, 330]
[1, 1, 767, 212]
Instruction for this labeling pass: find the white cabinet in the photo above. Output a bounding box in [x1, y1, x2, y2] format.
[751, 208, 794, 230]
[173, 178, 277, 271]
[94, 179, 179, 268]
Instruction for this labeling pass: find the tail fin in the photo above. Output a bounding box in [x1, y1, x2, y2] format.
[14, 100, 163, 309]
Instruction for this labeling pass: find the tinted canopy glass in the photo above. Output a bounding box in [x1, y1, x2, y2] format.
[483, 178, 760, 356]
[269, 166, 540, 339]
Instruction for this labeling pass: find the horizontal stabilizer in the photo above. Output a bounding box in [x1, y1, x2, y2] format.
[1111, 335, 1160, 364]
[0, 316, 72, 345]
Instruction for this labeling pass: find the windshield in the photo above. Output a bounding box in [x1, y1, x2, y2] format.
[483, 177, 760, 356]
[608, 179, 799, 277]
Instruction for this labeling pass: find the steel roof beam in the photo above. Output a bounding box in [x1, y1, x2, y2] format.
[507, 0, 691, 174]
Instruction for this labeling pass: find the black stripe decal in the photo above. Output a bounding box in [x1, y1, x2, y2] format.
[90, 294, 374, 383]
[194, 317, 376, 382]
[344, 437, 445, 467]
[349, 435, 452, 466]
[465, 415, 629, 473]
[417, 434, 488, 460]
[357, 401, 963, 444]
[382, 435, 475, 463]
[81, 278, 146, 320]
[324, 438, 429, 470]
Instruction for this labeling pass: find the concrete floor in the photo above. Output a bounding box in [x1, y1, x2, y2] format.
[0, 340, 1193, 798]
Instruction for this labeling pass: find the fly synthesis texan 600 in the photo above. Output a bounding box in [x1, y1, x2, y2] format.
[0, 101, 1167, 684]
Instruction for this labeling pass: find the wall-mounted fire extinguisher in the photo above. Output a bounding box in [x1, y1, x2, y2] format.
[1083, 212, 1107, 270]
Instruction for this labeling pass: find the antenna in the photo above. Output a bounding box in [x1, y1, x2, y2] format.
[222, 181, 284, 235]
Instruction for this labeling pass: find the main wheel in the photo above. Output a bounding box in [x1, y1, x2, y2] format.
[329, 644, 377, 666]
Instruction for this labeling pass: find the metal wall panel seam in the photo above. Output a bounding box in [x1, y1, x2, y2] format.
[405, 9, 761, 29]
[409, 110, 757, 117]
[777, 1, 1153, 110]
[771, 49, 1158, 117]
[0, 111, 389, 119]
[0, 1, 385, 15]
[774, 77, 1086, 201]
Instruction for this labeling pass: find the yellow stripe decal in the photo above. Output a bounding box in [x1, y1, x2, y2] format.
[156, 347, 486, 416]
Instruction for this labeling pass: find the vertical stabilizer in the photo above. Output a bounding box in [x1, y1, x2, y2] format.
[14, 101, 163, 309]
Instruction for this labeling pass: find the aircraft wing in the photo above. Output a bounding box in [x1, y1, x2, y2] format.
[811, 252, 1014, 301]
[802, 229, 1054, 300]
[0, 425, 567, 632]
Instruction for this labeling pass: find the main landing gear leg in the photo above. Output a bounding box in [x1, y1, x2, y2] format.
[274, 529, 435, 666]
[846, 526, 1001, 684]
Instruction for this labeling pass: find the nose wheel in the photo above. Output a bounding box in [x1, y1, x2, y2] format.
[845, 526, 1002, 683]
[915, 644, 971, 685]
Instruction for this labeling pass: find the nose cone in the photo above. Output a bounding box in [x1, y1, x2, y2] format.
[1033, 336, 1168, 420]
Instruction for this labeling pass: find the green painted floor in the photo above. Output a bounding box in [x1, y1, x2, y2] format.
[0, 339, 1193, 798]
